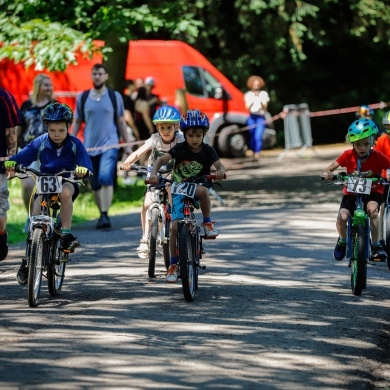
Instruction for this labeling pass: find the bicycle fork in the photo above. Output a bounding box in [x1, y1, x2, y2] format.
[347, 211, 371, 261]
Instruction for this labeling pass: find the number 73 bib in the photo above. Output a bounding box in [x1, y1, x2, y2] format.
[346, 177, 372, 195]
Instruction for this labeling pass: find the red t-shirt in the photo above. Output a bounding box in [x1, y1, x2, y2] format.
[336, 149, 390, 194]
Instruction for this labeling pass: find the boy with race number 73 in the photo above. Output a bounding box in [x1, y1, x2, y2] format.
[322, 118, 390, 261]
[149, 109, 226, 283]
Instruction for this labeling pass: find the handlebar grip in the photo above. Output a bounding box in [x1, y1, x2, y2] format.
[206, 173, 227, 180]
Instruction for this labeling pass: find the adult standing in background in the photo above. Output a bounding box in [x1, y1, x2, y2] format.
[144, 76, 164, 121]
[18, 74, 56, 232]
[72, 63, 131, 229]
[0, 87, 21, 261]
[244, 75, 270, 161]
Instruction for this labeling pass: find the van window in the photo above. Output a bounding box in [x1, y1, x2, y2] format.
[183, 66, 230, 99]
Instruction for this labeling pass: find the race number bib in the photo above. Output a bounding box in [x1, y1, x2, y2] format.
[36, 176, 62, 195]
[170, 182, 197, 198]
[346, 177, 372, 195]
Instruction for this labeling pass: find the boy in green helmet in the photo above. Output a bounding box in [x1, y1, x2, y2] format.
[322, 118, 390, 261]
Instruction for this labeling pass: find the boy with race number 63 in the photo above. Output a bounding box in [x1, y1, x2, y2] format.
[322, 118, 390, 261]
[4, 102, 93, 285]
[149, 109, 226, 283]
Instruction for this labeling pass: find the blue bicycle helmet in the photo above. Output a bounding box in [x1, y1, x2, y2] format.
[347, 118, 378, 143]
[153, 105, 181, 124]
[180, 109, 210, 131]
[42, 102, 74, 125]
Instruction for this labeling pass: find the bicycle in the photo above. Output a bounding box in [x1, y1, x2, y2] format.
[125, 164, 171, 277]
[147, 174, 225, 302]
[322, 171, 387, 296]
[381, 190, 390, 271]
[11, 165, 87, 307]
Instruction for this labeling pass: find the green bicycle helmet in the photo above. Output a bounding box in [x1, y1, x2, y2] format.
[153, 105, 181, 124]
[347, 118, 378, 143]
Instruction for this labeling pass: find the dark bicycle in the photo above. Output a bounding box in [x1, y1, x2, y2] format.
[12, 165, 87, 307]
[322, 171, 387, 296]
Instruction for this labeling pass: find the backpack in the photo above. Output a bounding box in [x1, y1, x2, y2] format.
[79, 89, 118, 125]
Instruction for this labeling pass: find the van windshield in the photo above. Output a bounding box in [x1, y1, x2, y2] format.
[183, 66, 231, 100]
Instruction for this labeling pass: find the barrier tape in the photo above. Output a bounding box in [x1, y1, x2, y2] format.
[1, 101, 389, 162]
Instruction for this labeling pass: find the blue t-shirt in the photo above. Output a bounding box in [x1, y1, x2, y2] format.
[75, 90, 124, 156]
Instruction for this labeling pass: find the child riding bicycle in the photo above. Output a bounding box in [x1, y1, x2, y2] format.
[4, 102, 92, 285]
[322, 118, 390, 261]
[149, 109, 226, 283]
[120, 105, 185, 258]
[373, 110, 390, 246]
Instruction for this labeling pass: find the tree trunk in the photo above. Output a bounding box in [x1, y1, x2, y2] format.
[103, 36, 129, 94]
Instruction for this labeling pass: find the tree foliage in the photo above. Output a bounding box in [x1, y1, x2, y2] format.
[1, 0, 389, 143]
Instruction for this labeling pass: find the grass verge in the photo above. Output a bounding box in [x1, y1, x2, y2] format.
[7, 176, 145, 244]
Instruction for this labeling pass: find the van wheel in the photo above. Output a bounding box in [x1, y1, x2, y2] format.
[217, 125, 247, 158]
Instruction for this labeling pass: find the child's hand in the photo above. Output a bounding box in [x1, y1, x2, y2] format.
[215, 170, 226, 180]
[149, 174, 158, 184]
[120, 161, 131, 171]
[4, 160, 16, 178]
[322, 171, 334, 180]
[75, 166, 90, 178]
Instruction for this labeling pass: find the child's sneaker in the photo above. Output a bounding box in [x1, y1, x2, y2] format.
[202, 222, 219, 239]
[371, 244, 387, 261]
[60, 233, 80, 253]
[333, 238, 346, 261]
[0, 231, 8, 261]
[16, 258, 28, 285]
[166, 264, 178, 283]
[137, 239, 149, 259]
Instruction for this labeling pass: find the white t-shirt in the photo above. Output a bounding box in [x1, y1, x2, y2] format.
[144, 131, 185, 168]
[244, 90, 270, 115]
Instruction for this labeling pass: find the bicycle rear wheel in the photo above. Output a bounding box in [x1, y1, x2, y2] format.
[28, 228, 45, 307]
[350, 224, 367, 296]
[148, 207, 159, 278]
[48, 233, 66, 296]
[179, 224, 196, 302]
[384, 206, 390, 271]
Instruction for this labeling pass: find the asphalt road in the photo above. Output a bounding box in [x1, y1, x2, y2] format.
[1, 144, 390, 389]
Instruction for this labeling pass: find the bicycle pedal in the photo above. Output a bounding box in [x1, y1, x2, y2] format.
[369, 257, 386, 263]
[199, 265, 206, 270]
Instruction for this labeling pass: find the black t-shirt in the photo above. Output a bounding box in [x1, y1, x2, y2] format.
[19, 99, 55, 148]
[122, 94, 135, 114]
[168, 142, 219, 182]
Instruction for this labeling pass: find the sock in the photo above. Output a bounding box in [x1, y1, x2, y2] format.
[338, 237, 346, 244]
[101, 211, 108, 217]
[170, 257, 177, 266]
[62, 229, 71, 234]
[372, 242, 380, 247]
[203, 217, 211, 224]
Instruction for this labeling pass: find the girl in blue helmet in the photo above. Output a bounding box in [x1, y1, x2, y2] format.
[149, 109, 226, 283]
[322, 118, 390, 261]
[121, 105, 184, 258]
[5, 102, 93, 285]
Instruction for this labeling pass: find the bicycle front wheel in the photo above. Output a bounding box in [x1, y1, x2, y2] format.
[148, 207, 159, 278]
[163, 218, 170, 270]
[48, 233, 66, 296]
[28, 228, 45, 307]
[350, 224, 367, 296]
[179, 224, 196, 302]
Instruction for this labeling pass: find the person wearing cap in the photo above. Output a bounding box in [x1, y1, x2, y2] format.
[144, 76, 164, 122]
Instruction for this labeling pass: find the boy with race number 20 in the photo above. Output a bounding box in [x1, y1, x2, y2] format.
[322, 118, 390, 262]
[149, 109, 226, 283]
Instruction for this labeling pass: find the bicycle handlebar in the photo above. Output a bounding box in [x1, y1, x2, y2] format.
[320, 172, 387, 184]
[145, 174, 226, 187]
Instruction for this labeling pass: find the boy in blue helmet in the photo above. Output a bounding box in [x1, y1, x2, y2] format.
[322, 118, 390, 261]
[149, 109, 226, 283]
[4, 102, 93, 285]
[121, 105, 184, 258]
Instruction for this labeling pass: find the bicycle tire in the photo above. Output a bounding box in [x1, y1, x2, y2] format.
[350, 224, 367, 296]
[384, 206, 390, 271]
[48, 233, 66, 296]
[179, 224, 196, 302]
[27, 228, 45, 307]
[148, 207, 159, 278]
[163, 218, 170, 270]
